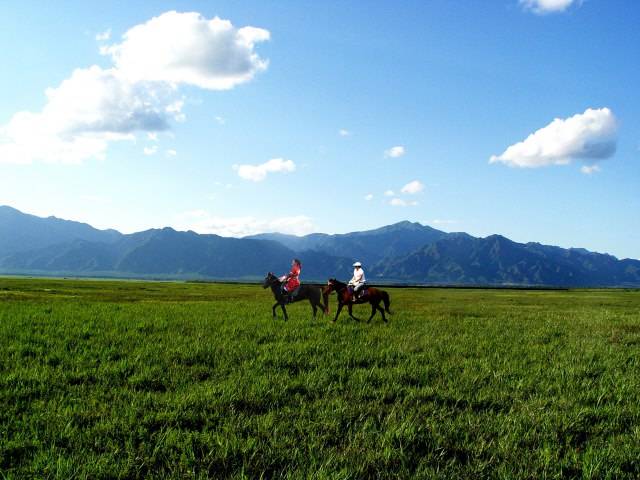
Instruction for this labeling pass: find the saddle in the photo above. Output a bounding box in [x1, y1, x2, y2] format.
[352, 288, 368, 302]
[282, 285, 301, 303]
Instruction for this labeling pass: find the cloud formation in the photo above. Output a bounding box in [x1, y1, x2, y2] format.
[385, 145, 405, 158]
[339, 129, 351, 137]
[580, 165, 601, 175]
[520, 0, 581, 14]
[489, 108, 617, 169]
[400, 180, 424, 194]
[390, 198, 418, 207]
[384, 179, 424, 206]
[0, 66, 176, 164]
[101, 11, 270, 90]
[95, 29, 111, 41]
[234, 158, 296, 182]
[177, 210, 314, 237]
[0, 11, 270, 165]
[364, 194, 373, 201]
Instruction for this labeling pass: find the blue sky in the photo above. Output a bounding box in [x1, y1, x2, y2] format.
[0, 0, 638, 259]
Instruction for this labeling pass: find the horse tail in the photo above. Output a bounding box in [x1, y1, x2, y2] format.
[382, 290, 392, 314]
[322, 287, 330, 314]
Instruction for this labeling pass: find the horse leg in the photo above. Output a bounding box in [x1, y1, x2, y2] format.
[316, 296, 327, 317]
[367, 304, 376, 323]
[272, 302, 279, 319]
[377, 302, 387, 323]
[333, 303, 343, 323]
[348, 303, 360, 322]
[280, 303, 288, 321]
[311, 290, 325, 318]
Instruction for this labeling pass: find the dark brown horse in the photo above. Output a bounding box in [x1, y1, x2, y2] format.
[263, 272, 327, 321]
[323, 278, 391, 323]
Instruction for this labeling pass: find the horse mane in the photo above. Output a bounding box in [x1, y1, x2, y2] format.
[265, 272, 282, 287]
[330, 278, 348, 290]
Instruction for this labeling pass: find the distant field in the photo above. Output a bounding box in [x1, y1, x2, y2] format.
[1, 278, 639, 479]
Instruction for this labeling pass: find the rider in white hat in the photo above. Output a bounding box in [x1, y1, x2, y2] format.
[348, 261, 366, 301]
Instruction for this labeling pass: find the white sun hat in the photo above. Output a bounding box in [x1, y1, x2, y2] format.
[352, 262, 362, 267]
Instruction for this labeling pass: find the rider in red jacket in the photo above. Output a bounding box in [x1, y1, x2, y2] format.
[280, 259, 301, 300]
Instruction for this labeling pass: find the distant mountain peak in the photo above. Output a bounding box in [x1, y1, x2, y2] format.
[0, 205, 20, 212]
[385, 220, 427, 229]
[1, 205, 638, 286]
[356, 220, 439, 235]
[484, 234, 511, 243]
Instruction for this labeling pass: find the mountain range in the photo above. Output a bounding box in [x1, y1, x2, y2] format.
[1, 205, 638, 286]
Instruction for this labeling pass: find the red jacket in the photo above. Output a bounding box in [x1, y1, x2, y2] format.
[285, 264, 301, 291]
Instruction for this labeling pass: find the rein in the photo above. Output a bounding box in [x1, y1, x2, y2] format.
[327, 280, 349, 300]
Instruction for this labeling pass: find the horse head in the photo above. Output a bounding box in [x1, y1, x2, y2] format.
[323, 278, 335, 293]
[262, 272, 277, 289]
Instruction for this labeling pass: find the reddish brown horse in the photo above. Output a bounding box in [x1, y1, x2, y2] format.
[322, 278, 391, 323]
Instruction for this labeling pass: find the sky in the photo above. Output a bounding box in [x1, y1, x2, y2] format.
[0, 0, 638, 259]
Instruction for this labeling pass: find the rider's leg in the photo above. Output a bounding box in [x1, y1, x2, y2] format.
[281, 284, 291, 303]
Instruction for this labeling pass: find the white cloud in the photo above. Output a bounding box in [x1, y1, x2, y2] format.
[101, 11, 270, 90]
[166, 99, 186, 122]
[166, 149, 177, 156]
[0, 12, 269, 165]
[490, 108, 617, 168]
[143, 146, 158, 155]
[390, 198, 418, 207]
[147, 132, 158, 141]
[339, 129, 351, 137]
[234, 158, 296, 182]
[384, 145, 405, 158]
[364, 194, 373, 201]
[520, 0, 581, 14]
[96, 29, 111, 41]
[0, 66, 174, 164]
[581, 165, 601, 175]
[176, 210, 314, 237]
[43, 66, 174, 134]
[214, 116, 226, 125]
[384, 190, 395, 197]
[400, 180, 425, 195]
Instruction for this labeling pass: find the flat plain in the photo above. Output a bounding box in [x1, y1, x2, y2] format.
[1, 277, 639, 479]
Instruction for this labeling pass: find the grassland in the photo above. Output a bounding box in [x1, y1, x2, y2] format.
[1, 277, 639, 479]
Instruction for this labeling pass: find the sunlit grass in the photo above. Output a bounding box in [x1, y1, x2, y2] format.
[1, 278, 639, 478]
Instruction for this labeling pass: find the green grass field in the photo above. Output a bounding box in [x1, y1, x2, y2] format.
[1, 278, 639, 479]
